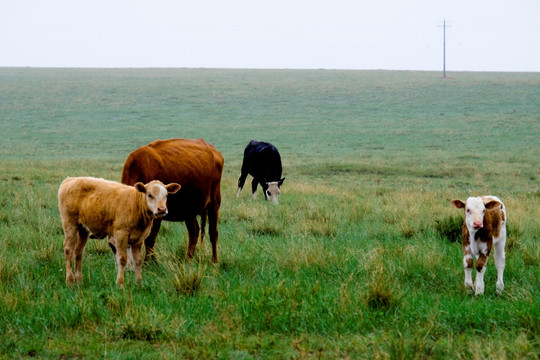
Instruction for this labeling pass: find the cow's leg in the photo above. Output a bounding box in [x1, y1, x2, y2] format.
[144, 218, 162, 261]
[63, 224, 79, 284]
[474, 241, 492, 295]
[199, 209, 207, 250]
[73, 226, 89, 283]
[474, 255, 488, 296]
[185, 216, 200, 260]
[493, 238, 506, 295]
[474, 266, 486, 296]
[114, 231, 129, 288]
[131, 243, 144, 283]
[237, 170, 248, 197]
[463, 249, 474, 294]
[208, 202, 220, 263]
[251, 178, 259, 199]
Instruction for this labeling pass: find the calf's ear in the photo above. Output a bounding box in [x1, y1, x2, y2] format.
[166, 183, 181, 194]
[278, 178, 285, 186]
[135, 182, 147, 193]
[484, 200, 500, 210]
[451, 199, 465, 209]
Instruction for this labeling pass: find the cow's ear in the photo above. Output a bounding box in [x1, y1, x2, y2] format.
[484, 200, 500, 210]
[135, 182, 146, 193]
[166, 183, 181, 194]
[278, 178, 285, 186]
[451, 199, 465, 209]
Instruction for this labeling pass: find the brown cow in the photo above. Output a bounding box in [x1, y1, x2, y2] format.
[121, 138, 224, 263]
[58, 177, 181, 288]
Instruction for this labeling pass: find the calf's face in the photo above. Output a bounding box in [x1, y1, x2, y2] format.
[135, 181, 181, 217]
[451, 197, 499, 230]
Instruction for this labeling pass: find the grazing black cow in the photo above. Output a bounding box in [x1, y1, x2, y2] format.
[237, 140, 285, 204]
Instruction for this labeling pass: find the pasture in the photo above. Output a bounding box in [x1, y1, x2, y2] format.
[0, 68, 539, 359]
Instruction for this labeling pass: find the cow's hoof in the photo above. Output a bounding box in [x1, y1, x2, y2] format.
[496, 281, 504, 295]
[474, 286, 484, 296]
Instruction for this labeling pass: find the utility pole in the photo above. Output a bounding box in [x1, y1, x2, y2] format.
[440, 20, 451, 78]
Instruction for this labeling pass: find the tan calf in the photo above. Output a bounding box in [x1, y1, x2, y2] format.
[58, 177, 180, 288]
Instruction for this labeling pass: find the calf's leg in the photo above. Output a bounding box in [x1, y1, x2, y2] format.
[114, 231, 129, 288]
[474, 255, 488, 295]
[463, 248, 474, 294]
[493, 239, 506, 294]
[131, 243, 144, 283]
[63, 225, 79, 284]
[74, 226, 89, 282]
[144, 218, 162, 261]
[474, 240, 492, 295]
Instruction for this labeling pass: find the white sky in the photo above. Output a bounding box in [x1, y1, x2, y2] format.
[1, 0, 539, 71]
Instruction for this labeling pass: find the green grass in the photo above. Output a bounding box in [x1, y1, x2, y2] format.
[0, 68, 539, 358]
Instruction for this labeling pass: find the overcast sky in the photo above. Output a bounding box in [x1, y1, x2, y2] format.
[1, 0, 539, 71]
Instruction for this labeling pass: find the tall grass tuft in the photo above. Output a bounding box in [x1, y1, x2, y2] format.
[165, 259, 207, 296]
[366, 284, 397, 311]
[113, 309, 171, 342]
[116, 319, 166, 342]
[364, 250, 400, 311]
[434, 215, 463, 243]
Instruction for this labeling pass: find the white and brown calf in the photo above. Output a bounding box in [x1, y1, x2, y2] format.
[58, 177, 180, 288]
[451, 196, 507, 295]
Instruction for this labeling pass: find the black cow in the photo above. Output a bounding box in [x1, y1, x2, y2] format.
[237, 140, 285, 204]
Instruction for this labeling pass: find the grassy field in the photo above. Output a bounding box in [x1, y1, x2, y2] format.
[0, 68, 539, 359]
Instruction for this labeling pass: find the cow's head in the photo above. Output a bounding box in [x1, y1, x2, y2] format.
[135, 180, 181, 217]
[265, 178, 285, 204]
[451, 197, 500, 230]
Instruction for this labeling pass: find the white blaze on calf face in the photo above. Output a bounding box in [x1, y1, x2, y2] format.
[135, 181, 180, 217]
[463, 197, 487, 230]
[265, 182, 281, 204]
[147, 183, 169, 216]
